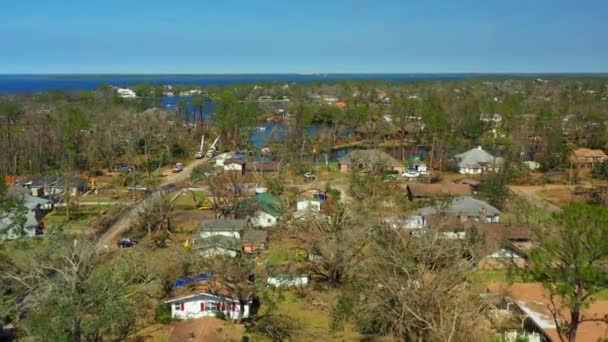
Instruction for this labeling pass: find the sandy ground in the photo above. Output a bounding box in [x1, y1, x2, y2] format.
[169, 317, 244, 342]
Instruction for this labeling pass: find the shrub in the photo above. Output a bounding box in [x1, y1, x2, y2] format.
[154, 304, 172, 324]
[248, 314, 300, 341]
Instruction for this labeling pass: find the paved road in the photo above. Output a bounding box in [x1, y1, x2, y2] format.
[95, 157, 209, 252]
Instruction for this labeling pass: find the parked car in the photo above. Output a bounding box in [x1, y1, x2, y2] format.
[172, 163, 184, 173]
[117, 238, 138, 248]
[195, 151, 204, 159]
[401, 171, 420, 178]
[304, 172, 316, 182]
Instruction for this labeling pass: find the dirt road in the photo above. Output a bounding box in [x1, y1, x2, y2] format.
[95, 158, 209, 252]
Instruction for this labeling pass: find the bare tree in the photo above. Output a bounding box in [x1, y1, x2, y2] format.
[294, 203, 370, 285]
[358, 226, 487, 342]
[0, 234, 157, 341]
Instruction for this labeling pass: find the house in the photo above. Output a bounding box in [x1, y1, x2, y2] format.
[116, 88, 136, 98]
[194, 235, 241, 258]
[245, 161, 280, 173]
[294, 199, 322, 219]
[488, 283, 608, 342]
[524, 161, 541, 170]
[470, 222, 532, 269]
[242, 229, 268, 254]
[197, 219, 247, 240]
[0, 186, 52, 240]
[267, 275, 310, 288]
[17, 175, 89, 197]
[480, 113, 503, 126]
[223, 158, 245, 174]
[418, 196, 501, 223]
[384, 215, 426, 230]
[404, 181, 472, 201]
[165, 280, 255, 320]
[239, 189, 282, 227]
[338, 149, 405, 174]
[570, 148, 607, 169]
[454, 146, 503, 174]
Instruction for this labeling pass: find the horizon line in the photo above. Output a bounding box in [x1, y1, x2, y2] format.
[1, 72, 608, 76]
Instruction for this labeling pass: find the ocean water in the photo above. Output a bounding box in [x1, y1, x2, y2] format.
[0, 74, 479, 94]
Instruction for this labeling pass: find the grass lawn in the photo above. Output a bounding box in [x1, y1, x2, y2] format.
[44, 205, 112, 233]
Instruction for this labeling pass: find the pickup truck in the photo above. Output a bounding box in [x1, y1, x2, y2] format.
[172, 163, 184, 173]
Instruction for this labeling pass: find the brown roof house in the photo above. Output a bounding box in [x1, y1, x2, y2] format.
[570, 148, 607, 169]
[404, 181, 472, 201]
[488, 283, 608, 342]
[470, 222, 532, 269]
[338, 149, 405, 174]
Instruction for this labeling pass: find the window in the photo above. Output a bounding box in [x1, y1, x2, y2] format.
[267, 218, 272, 223]
[174, 303, 184, 311]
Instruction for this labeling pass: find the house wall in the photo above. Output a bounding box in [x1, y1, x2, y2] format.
[459, 167, 482, 174]
[199, 231, 241, 239]
[198, 246, 238, 258]
[223, 164, 244, 173]
[267, 275, 309, 288]
[169, 294, 250, 320]
[250, 210, 277, 228]
[338, 164, 350, 173]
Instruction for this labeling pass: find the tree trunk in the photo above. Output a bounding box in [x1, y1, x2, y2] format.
[568, 309, 580, 342]
[73, 318, 82, 342]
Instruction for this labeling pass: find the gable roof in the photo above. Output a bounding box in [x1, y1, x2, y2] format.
[570, 148, 607, 163]
[240, 192, 283, 218]
[198, 219, 247, 232]
[454, 147, 503, 169]
[338, 149, 403, 168]
[405, 182, 472, 198]
[419, 196, 501, 218]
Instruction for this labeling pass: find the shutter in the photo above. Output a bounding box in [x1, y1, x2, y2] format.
[216, 303, 221, 310]
[222, 303, 227, 311]
[200, 302, 205, 311]
[232, 303, 237, 311]
[180, 302, 184, 311]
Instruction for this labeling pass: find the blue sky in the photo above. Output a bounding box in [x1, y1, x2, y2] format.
[0, 0, 606, 73]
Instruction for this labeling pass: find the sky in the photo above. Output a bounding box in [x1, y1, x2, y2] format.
[0, 0, 607, 73]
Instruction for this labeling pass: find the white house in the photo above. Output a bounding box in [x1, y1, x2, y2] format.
[165, 292, 253, 320]
[454, 146, 503, 174]
[239, 189, 282, 228]
[1, 187, 52, 240]
[223, 159, 245, 174]
[215, 152, 232, 167]
[116, 88, 136, 98]
[294, 199, 322, 220]
[267, 275, 310, 288]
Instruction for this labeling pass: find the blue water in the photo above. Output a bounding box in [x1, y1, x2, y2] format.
[0, 74, 481, 94]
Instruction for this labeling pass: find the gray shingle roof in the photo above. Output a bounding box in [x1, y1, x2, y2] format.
[338, 149, 403, 168]
[454, 147, 503, 169]
[198, 219, 247, 232]
[419, 196, 501, 218]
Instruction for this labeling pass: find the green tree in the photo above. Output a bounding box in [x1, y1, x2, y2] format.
[527, 203, 608, 342]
